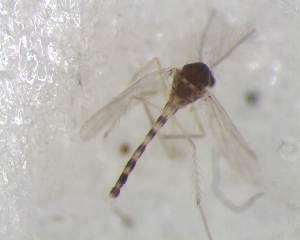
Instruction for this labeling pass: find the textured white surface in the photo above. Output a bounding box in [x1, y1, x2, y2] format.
[1, 0, 300, 239]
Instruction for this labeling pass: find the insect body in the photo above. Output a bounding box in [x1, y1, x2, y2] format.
[110, 62, 214, 197]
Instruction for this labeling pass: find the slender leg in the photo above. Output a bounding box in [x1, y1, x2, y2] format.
[170, 116, 213, 240]
[130, 96, 206, 143]
[211, 149, 265, 212]
[162, 103, 206, 139]
[103, 57, 163, 138]
[130, 57, 162, 83]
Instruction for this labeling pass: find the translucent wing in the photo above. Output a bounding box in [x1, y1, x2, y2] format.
[199, 12, 255, 69]
[80, 68, 176, 141]
[203, 90, 257, 177]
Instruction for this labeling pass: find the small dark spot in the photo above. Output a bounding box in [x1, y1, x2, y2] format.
[245, 90, 259, 106]
[52, 216, 63, 222]
[110, 187, 120, 198]
[119, 142, 131, 155]
[112, 207, 134, 228]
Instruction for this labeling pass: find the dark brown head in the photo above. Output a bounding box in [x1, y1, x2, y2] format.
[182, 62, 215, 88]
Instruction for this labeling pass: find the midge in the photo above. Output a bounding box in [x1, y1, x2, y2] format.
[80, 58, 257, 198]
[80, 12, 258, 238]
[109, 62, 214, 198]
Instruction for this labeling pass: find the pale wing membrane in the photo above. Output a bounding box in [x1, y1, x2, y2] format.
[200, 14, 255, 69]
[80, 68, 176, 141]
[203, 90, 257, 177]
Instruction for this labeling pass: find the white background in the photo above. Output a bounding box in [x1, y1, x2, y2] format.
[1, 0, 300, 239]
